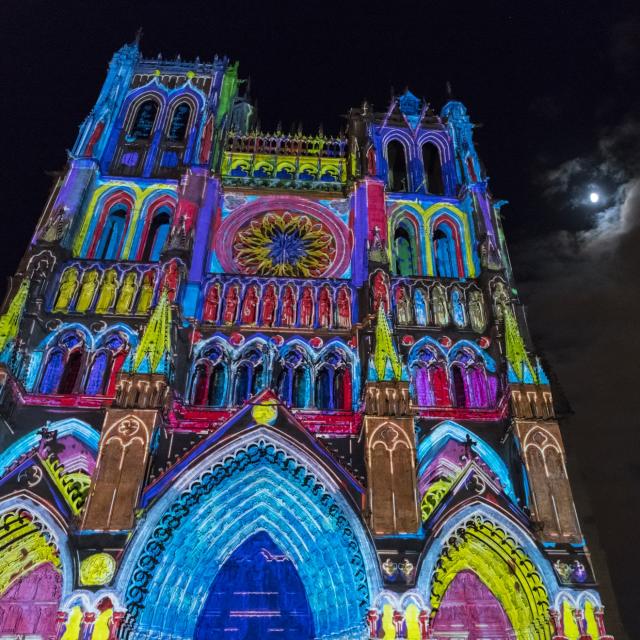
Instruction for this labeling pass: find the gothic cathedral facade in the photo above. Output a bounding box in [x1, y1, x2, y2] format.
[0, 41, 615, 640]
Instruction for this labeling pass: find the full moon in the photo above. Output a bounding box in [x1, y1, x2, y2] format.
[589, 191, 600, 203]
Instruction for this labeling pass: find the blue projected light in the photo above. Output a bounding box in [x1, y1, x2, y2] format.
[195, 531, 314, 639]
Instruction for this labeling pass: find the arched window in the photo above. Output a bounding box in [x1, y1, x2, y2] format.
[191, 363, 209, 406]
[422, 142, 444, 195]
[85, 352, 109, 396]
[95, 206, 128, 260]
[167, 103, 191, 141]
[393, 221, 418, 276]
[130, 99, 158, 140]
[190, 345, 228, 407]
[449, 347, 492, 409]
[208, 363, 226, 406]
[277, 349, 310, 408]
[315, 367, 331, 409]
[232, 347, 266, 405]
[39, 332, 86, 395]
[314, 349, 351, 410]
[142, 210, 172, 261]
[386, 140, 408, 192]
[84, 333, 127, 396]
[410, 346, 450, 407]
[451, 365, 467, 408]
[433, 221, 460, 278]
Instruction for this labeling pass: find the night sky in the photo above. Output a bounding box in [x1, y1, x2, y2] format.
[1, 1, 638, 635]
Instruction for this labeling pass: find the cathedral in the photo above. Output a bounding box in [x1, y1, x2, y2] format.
[0, 39, 615, 640]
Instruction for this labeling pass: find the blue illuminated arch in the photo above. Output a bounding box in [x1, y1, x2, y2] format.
[0, 418, 99, 478]
[448, 339, 496, 372]
[116, 429, 382, 640]
[417, 421, 515, 502]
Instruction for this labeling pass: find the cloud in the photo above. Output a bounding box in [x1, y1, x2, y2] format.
[512, 115, 640, 634]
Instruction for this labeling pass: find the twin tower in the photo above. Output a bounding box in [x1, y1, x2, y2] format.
[0, 40, 614, 640]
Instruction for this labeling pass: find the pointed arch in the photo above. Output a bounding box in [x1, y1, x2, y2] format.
[116, 429, 382, 640]
[386, 139, 409, 192]
[415, 504, 560, 640]
[417, 421, 516, 502]
[0, 419, 99, 478]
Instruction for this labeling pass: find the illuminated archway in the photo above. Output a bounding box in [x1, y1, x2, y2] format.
[425, 515, 552, 639]
[117, 428, 381, 639]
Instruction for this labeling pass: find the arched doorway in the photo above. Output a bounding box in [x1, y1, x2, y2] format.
[195, 531, 314, 639]
[431, 570, 515, 639]
[117, 435, 381, 640]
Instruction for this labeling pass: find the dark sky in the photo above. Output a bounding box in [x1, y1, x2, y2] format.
[1, 1, 638, 636]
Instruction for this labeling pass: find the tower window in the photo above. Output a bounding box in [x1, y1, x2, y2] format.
[95, 206, 128, 260]
[142, 211, 172, 262]
[386, 140, 408, 192]
[168, 103, 191, 141]
[433, 222, 460, 278]
[393, 222, 418, 276]
[130, 99, 159, 140]
[422, 142, 444, 195]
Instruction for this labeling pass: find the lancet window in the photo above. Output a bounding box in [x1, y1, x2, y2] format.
[432, 220, 460, 278]
[130, 99, 159, 140]
[94, 205, 129, 260]
[167, 102, 191, 141]
[141, 209, 172, 262]
[314, 348, 352, 410]
[232, 345, 267, 405]
[411, 346, 450, 407]
[190, 344, 229, 407]
[277, 347, 311, 408]
[393, 220, 419, 276]
[84, 332, 129, 396]
[422, 142, 445, 195]
[39, 331, 86, 395]
[386, 140, 408, 192]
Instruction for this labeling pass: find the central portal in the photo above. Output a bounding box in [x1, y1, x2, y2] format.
[195, 531, 314, 639]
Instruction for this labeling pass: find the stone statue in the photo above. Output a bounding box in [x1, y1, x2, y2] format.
[414, 288, 428, 326]
[115, 272, 137, 314]
[261, 285, 277, 326]
[202, 284, 220, 323]
[493, 281, 510, 321]
[40, 207, 69, 244]
[432, 284, 449, 327]
[136, 271, 155, 314]
[223, 286, 239, 325]
[395, 286, 412, 325]
[75, 270, 99, 313]
[162, 261, 180, 303]
[53, 268, 79, 312]
[281, 287, 296, 327]
[450, 288, 467, 328]
[318, 287, 331, 328]
[372, 271, 389, 313]
[336, 288, 351, 329]
[95, 270, 119, 314]
[300, 288, 314, 327]
[468, 290, 487, 332]
[240, 286, 258, 324]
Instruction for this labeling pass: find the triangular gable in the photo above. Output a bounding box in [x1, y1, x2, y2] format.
[142, 389, 365, 509]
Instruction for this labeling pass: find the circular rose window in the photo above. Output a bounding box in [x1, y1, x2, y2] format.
[232, 210, 337, 277]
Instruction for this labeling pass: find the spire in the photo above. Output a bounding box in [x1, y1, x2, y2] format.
[133, 289, 172, 374]
[373, 305, 402, 382]
[503, 305, 537, 384]
[0, 280, 29, 352]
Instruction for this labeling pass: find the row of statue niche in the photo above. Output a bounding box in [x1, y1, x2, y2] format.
[370, 272, 487, 333]
[53, 262, 182, 315]
[393, 284, 487, 332]
[202, 282, 352, 329]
